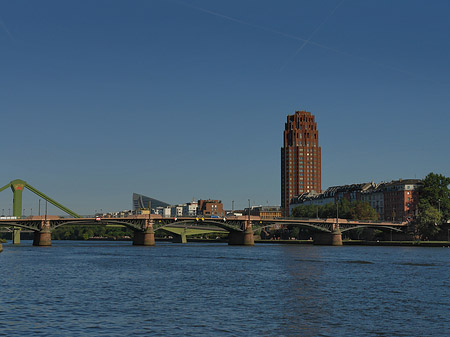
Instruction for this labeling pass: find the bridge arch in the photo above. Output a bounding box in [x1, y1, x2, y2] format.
[0, 221, 37, 232]
[254, 222, 331, 233]
[52, 219, 143, 231]
[153, 219, 245, 232]
[340, 225, 404, 233]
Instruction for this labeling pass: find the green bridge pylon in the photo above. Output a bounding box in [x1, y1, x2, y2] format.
[0, 179, 81, 244]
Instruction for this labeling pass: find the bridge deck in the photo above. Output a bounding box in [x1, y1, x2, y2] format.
[0, 216, 407, 228]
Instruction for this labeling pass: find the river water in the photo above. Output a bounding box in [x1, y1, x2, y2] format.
[0, 241, 449, 336]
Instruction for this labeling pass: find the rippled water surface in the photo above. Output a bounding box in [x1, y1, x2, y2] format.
[1, 241, 449, 336]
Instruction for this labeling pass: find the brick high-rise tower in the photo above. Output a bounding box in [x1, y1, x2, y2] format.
[281, 110, 321, 216]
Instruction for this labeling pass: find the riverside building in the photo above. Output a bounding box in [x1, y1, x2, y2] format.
[289, 179, 422, 222]
[281, 110, 322, 216]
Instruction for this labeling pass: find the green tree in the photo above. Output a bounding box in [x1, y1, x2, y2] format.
[418, 172, 450, 221]
[291, 204, 318, 218]
[320, 202, 336, 218]
[338, 198, 352, 219]
[416, 204, 442, 240]
[350, 201, 379, 220]
[51, 224, 133, 240]
[82, 228, 94, 240]
[292, 199, 378, 221]
[416, 172, 450, 239]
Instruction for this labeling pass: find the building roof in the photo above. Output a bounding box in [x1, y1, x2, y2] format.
[291, 179, 423, 204]
[132, 193, 170, 210]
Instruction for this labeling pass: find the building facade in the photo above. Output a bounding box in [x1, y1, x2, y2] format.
[361, 187, 384, 219]
[184, 201, 199, 217]
[152, 202, 199, 217]
[380, 179, 421, 222]
[281, 110, 321, 216]
[198, 199, 224, 217]
[290, 179, 422, 222]
[289, 182, 375, 215]
[244, 206, 282, 220]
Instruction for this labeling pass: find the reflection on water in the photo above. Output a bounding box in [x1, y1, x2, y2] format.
[0, 241, 449, 336]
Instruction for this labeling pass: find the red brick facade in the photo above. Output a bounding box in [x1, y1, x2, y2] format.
[281, 110, 321, 216]
[383, 180, 420, 222]
[198, 199, 224, 217]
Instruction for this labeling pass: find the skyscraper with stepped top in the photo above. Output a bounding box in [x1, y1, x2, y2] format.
[281, 110, 321, 216]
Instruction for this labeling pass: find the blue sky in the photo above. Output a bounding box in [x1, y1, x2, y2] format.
[1, 0, 449, 215]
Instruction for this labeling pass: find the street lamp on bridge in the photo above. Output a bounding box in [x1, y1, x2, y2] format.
[336, 200, 339, 222]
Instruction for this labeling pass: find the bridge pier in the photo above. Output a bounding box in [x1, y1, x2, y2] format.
[172, 233, 187, 244]
[228, 221, 254, 246]
[132, 230, 155, 246]
[132, 219, 155, 246]
[13, 227, 21, 245]
[313, 228, 342, 246]
[228, 231, 254, 245]
[33, 230, 52, 246]
[33, 219, 52, 246]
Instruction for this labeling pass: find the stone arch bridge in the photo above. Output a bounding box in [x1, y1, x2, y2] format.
[0, 215, 407, 247]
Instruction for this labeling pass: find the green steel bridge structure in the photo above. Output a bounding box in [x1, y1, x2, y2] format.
[0, 179, 81, 245]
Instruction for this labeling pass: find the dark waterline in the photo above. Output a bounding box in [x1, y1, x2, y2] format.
[1, 241, 449, 336]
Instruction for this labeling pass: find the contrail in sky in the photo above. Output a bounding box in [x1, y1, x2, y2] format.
[280, 0, 346, 71]
[171, 0, 334, 51]
[169, 0, 424, 80]
[0, 18, 14, 42]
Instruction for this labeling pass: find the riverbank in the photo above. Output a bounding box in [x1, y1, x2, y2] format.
[343, 240, 450, 247]
[255, 239, 450, 247]
[168, 238, 450, 247]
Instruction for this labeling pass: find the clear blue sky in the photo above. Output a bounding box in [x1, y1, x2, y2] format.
[1, 0, 449, 215]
